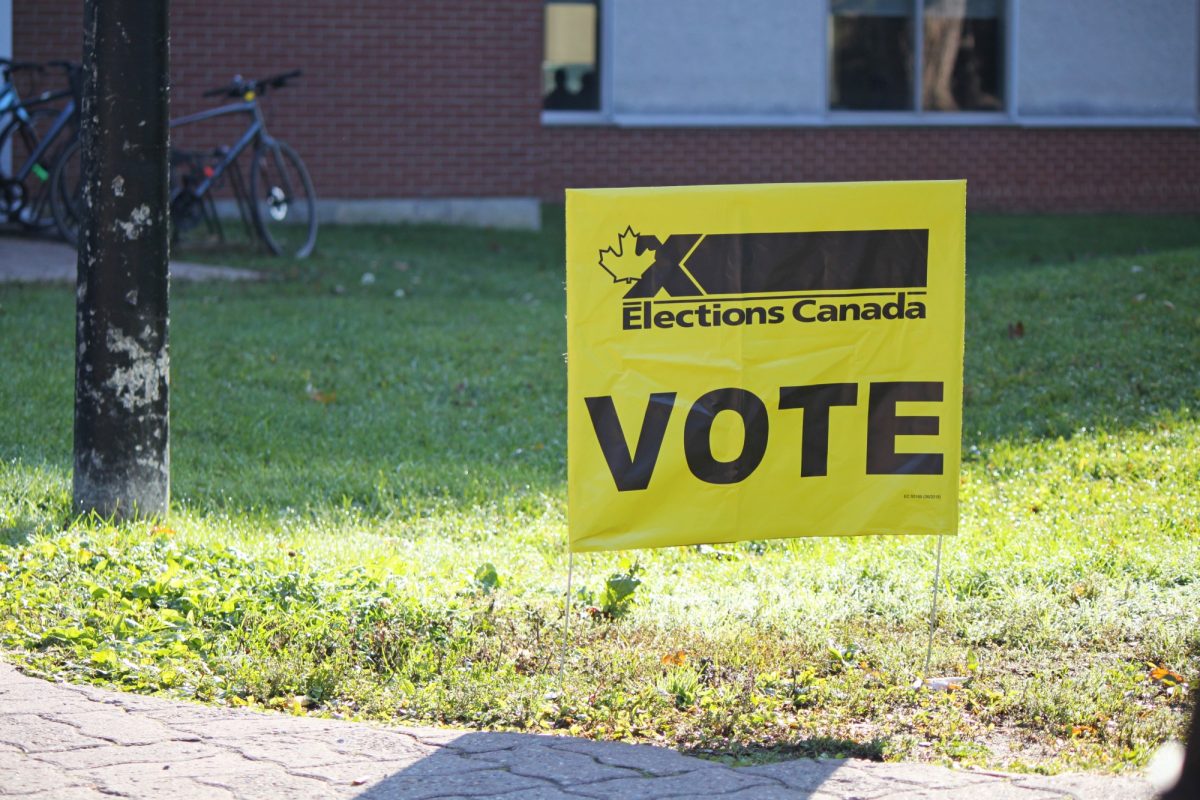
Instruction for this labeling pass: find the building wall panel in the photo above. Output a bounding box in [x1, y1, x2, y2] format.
[610, 0, 824, 116]
[1017, 0, 1198, 117]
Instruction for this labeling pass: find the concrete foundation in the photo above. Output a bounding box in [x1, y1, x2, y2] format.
[214, 197, 542, 231]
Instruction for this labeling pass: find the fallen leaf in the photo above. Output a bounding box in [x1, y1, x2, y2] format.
[514, 649, 537, 675]
[306, 382, 336, 405]
[1007, 321, 1025, 339]
[1150, 665, 1186, 686]
[661, 650, 687, 666]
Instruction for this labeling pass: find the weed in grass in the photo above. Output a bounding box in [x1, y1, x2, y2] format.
[1, 213, 1198, 773]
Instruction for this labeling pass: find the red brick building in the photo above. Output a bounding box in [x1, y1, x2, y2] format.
[5, 1, 1199, 226]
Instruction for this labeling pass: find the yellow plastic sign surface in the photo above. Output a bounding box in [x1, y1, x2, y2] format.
[566, 181, 965, 553]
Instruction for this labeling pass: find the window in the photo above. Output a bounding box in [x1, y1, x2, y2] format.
[830, 0, 1004, 113]
[829, 0, 914, 110]
[543, 0, 600, 112]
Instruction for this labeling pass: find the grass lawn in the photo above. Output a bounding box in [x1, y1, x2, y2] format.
[1, 210, 1198, 774]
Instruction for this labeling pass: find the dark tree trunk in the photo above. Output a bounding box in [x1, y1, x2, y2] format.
[73, 0, 171, 519]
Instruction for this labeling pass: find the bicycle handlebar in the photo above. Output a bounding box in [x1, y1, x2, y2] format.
[46, 60, 80, 73]
[0, 58, 45, 77]
[202, 70, 302, 99]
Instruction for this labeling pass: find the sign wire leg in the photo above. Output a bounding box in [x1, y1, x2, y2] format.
[559, 550, 575, 688]
[923, 534, 945, 680]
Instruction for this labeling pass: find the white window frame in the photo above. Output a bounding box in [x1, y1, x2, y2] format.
[825, 0, 1014, 124]
[540, 0, 612, 126]
[542, 0, 1200, 129]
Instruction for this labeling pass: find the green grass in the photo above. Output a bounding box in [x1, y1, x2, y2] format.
[1, 211, 1199, 774]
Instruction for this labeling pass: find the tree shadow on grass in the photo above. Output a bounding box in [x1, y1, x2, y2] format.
[0, 517, 41, 547]
[960, 215, 1200, 447]
[961, 237, 1199, 449]
[168, 246, 1197, 518]
[965, 214, 1200, 276]
[4, 216, 1199, 520]
[158, 222, 570, 518]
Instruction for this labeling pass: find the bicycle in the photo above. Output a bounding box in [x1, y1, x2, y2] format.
[1, 59, 80, 230]
[52, 69, 317, 259]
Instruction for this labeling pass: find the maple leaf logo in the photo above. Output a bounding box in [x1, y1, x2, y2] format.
[599, 226, 656, 283]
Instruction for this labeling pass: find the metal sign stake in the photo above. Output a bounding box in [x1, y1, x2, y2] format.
[923, 534, 945, 680]
[558, 550, 575, 688]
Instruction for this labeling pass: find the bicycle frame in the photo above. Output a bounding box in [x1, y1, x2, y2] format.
[1, 89, 75, 183]
[0, 84, 33, 123]
[169, 99, 276, 201]
[47, 71, 312, 253]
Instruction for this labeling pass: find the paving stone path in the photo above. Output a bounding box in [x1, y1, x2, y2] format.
[0, 234, 262, 283]
[0, 660, 1158, 800]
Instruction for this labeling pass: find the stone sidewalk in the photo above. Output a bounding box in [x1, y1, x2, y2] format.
[0, 661, 1158, 800]
[0, 234, 262, 283]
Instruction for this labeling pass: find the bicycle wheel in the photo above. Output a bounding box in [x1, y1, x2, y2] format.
[0, 109, 60, 230]
[49, 136, 83, 245]
[248, 140, 316, 259]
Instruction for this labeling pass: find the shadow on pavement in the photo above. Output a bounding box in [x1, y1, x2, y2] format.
[352, 730, 851, 799]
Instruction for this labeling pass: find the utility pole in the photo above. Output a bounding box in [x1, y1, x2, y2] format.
[73, 0, 170, 519]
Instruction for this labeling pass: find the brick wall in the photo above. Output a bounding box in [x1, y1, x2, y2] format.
[14, 1, 1200, 213]
[15, 0, 544, 200]
[540, 126, 1200, 213]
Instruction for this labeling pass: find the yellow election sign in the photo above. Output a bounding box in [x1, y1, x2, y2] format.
[566, 181, 965, 553]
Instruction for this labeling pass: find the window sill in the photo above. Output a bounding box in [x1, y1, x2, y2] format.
[541, 110, 611, 126]
[829, 111, 1012, 126]
[541, 110, 1200, 129]
[1014, 115, 1200, 129]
